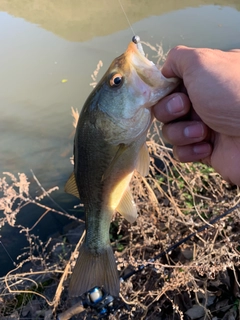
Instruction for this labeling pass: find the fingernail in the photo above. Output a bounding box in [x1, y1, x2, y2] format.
[193, 143, 211, 154]
[184, 123, 204, 138]
[172, 150, 179, 161]
[167, 95, 184, 114]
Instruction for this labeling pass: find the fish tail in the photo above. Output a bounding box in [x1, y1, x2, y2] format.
[69, 243, 120, 297]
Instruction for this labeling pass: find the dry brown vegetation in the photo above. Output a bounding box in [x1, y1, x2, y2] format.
[0, 43, 240, 320]
[1, 131, 240, 320]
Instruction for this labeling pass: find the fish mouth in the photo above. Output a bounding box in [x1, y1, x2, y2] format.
[124, 36, 179, 101]
[125, 37, 155, 70]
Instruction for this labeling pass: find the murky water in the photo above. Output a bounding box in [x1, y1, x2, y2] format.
[0, 0, 240, 275]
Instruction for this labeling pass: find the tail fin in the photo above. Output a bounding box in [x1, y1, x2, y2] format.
[69, 243, 120, 297]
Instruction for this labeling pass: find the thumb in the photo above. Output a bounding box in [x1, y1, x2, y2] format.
[162, 45, 194, 79]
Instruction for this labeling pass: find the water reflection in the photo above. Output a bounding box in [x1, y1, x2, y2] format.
[0, 0, 240, 41]
[0, 1, 240, 275]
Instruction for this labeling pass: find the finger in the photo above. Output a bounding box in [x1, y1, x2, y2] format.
[153, 93, 191, 123]
[173, 143, 212, 162]
[161, 45, 194, 79]
[230, 49, 240, 53]
[162, 121, 208, 146]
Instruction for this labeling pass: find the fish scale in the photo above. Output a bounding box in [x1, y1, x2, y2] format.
[65, 36, 179, 297]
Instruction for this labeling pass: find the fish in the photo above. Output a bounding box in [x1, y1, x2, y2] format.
[65, 36, 179, 297]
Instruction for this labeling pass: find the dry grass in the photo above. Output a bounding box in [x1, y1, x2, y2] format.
[0, 42, 240, 320]
[112, 125, 240, 320]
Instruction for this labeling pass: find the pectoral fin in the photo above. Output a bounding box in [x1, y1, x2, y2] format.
[102, 143, 128, 181]
[136, 143, 150, 176]
[116, 187, 137, 223]
[64, 172, 80, 198]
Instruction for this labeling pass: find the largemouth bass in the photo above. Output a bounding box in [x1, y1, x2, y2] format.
[65, 36, 178, 297]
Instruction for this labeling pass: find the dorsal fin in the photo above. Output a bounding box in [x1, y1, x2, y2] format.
[116, 187, 137, 223]
[136, 143, 150, 176]
[64, 172, 80, 198]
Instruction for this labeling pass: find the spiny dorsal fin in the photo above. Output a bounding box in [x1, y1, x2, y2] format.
[64, 172, 80, 198]
[136, 143, 150, 177]
[102, 144, 128, 181]
[116, 187, 137, 223]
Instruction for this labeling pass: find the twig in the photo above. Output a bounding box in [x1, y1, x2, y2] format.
[57, 301, 85, 320]
[30, 169, 69, 216]
[53, 230, 86, 313]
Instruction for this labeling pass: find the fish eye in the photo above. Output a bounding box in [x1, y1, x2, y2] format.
[109, 73, 123, 87]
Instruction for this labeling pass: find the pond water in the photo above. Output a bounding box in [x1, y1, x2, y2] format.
[0, 0, 240, 275]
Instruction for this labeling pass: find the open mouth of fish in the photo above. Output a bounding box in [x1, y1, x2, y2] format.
[123, 35, 178, 108]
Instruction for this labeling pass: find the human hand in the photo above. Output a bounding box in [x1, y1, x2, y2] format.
[154, 46, 240, 185]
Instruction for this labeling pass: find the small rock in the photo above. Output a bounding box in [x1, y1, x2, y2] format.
[185, 304, 205, 319]
[1, 311, 19, 320]
[21, 300, 41, 318]
[182, 248, 193, 260]
[66, 224, 85, 245]
[222, 306, 237, 320]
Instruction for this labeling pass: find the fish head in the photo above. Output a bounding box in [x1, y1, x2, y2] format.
[92, 38, 179, 144]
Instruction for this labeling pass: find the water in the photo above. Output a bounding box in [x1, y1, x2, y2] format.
[0, 0, 240, 275]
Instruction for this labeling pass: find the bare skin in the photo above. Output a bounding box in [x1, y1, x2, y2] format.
[153, 46, 240, 186]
